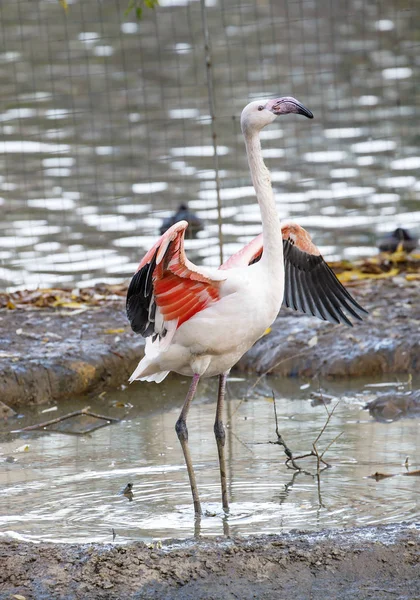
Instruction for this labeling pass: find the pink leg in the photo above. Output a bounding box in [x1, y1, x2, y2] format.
[175, 373, 202, 516]
[214, 372, 229, 512]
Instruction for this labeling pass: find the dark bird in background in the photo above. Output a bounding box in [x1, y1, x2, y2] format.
[378, 228, 418, 253]
[160, 203, 203, 238]
[121, 482, 134, 502]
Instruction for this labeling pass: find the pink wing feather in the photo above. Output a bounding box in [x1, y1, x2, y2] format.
[220, 222, 367, 326]
[126, 221, 223, 343]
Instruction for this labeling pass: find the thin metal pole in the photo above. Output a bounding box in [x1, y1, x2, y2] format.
[200, 0, 224, 265]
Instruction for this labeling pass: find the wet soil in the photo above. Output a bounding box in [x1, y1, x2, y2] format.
[237, 277, 420, 378]
[0, 524, 418, 599]
[0, 304, 144, 407]
[0, 278, 419, 408]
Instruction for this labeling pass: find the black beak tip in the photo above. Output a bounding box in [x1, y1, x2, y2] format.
[300, 107, 314, 119]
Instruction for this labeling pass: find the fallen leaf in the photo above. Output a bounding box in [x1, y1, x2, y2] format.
[43, 332, 62, 340]
[337, 267, 400, 283]
[57, 308, 89, 316]
[14, 445, 30, 453]
[12, 594, 27, 600]
[53, 301, 85, 309]
[6, 299, 16, 309]
[308, 335, 318, 348]
[104, 328, 126, 334]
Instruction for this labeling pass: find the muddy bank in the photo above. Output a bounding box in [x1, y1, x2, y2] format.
[0, 523, 418, 599]
[0, 278, 419, 407]
[0, 305, 144, 407]
[238, 277, 419, 377]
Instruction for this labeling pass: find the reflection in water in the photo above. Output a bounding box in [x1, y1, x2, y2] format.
[0, 0, 419, 290]
[0, 375, 419, 543]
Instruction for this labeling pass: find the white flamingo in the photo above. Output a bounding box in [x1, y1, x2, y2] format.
[126, 96, 367, 515]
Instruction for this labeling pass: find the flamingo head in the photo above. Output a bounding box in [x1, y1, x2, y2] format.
[241, 96, 313, 134]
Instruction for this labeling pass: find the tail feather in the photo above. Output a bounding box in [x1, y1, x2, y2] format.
[129, 334, 171, 384]
[129, 361, 169, 384]
[129, 369, 169, 383]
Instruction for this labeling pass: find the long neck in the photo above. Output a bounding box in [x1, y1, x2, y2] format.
[244, 129, 283, 267]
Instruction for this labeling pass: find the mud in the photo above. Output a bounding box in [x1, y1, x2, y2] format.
[0, 305, 144, 407]
[0, 278, 419, 407]
[0, 523, 418, 599]
[237, 277, 420, 378]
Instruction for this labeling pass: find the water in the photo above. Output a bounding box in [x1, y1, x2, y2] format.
[0, 0, 419, 290]
[0, 375, 418, 543]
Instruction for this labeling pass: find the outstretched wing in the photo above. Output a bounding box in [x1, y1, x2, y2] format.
[219, 233, 263, 270]
[126, 221, 225, 348]
[220, 222, 367, 327]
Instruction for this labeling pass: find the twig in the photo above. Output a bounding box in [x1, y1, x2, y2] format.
[270, 391, 301, 470]
[229, 428, 254, 455]
[315, 472, 325, 508]
[282, 395, 342, 476]
[320, 431, 343, 461]
[247, 324, 343, 397]
[15, 407, 119, 432]
[312, 399, 340, 450]
[248, 350, 312, 396]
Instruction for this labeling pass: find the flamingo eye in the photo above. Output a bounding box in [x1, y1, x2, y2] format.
[258, 105, 264, 111]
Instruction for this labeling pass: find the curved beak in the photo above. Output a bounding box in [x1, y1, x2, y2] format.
[292, 101, 314, 119]
[269, 97, 314, 119]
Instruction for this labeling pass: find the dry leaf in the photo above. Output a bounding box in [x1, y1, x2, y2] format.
[14, 444, 30, 453]
[53, 300, 85, 309]
[308, 335, 318, 347]
[104, 328, 126, 334]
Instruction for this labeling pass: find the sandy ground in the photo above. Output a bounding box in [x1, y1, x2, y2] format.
[0, 523, 419, 599]
[1, 278, 419, 408]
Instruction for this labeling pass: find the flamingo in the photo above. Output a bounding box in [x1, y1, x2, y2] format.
[126, 96, 367, 516]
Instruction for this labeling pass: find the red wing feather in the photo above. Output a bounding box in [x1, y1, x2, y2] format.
[126, 221, 222, 340]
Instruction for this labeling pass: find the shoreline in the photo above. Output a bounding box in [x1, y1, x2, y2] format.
[0, 276, 419, 408]
[0, 523, 418, 599]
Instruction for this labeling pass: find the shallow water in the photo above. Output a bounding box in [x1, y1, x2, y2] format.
[0, 374, 418, 543]
[1, 0, 420, 290]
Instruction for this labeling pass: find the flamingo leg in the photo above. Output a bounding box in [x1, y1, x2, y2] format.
[175, 373, 202, 516]
[214, 372, 229, 513]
